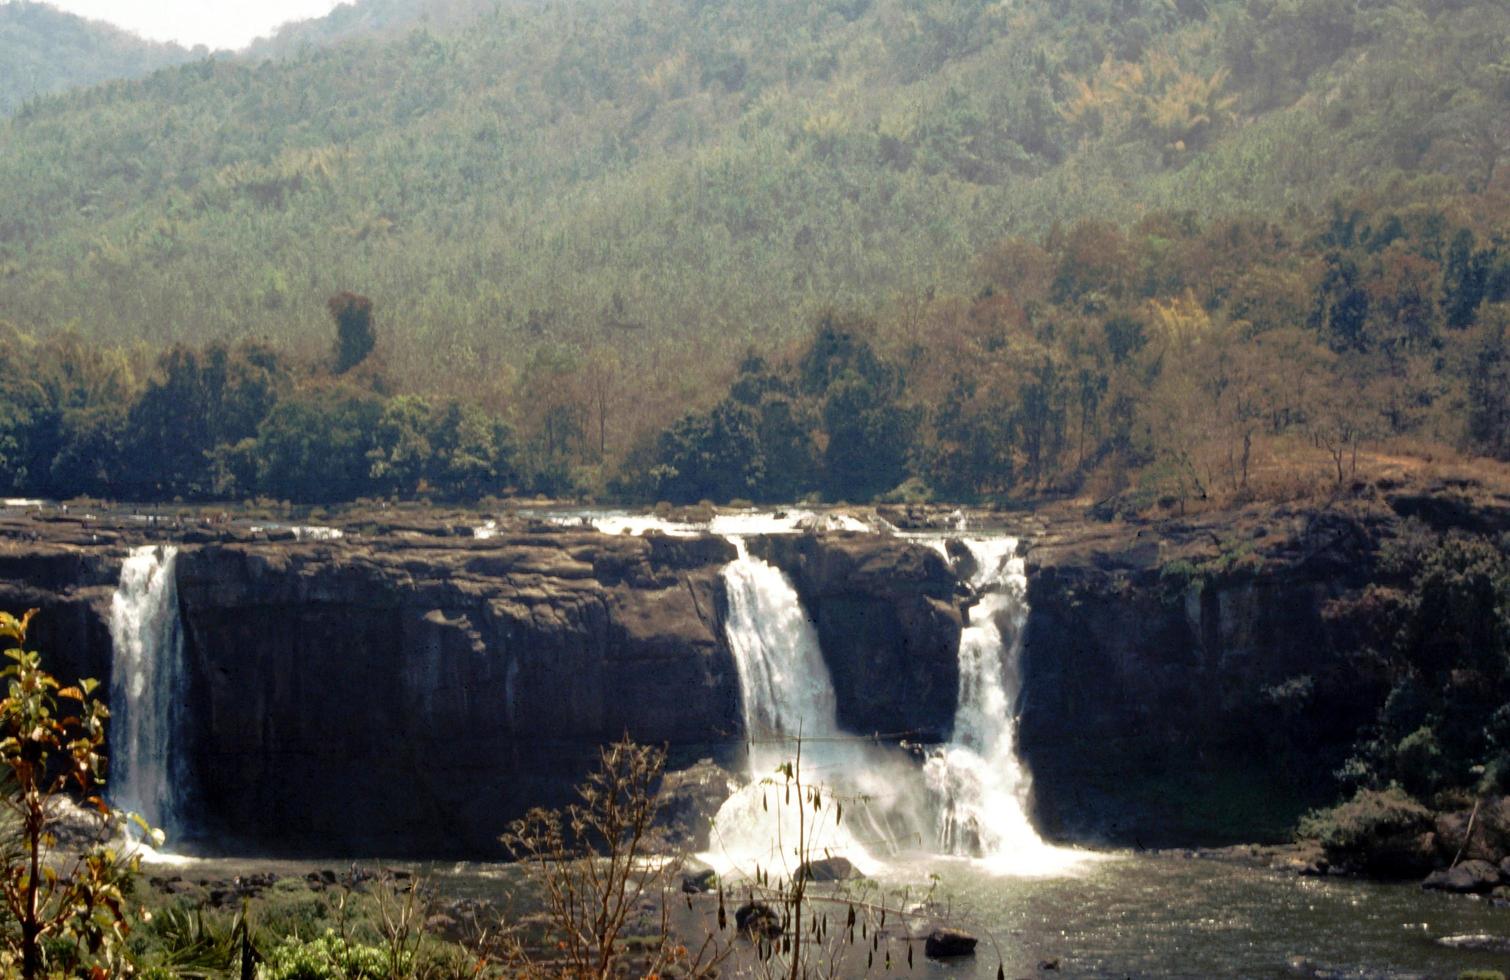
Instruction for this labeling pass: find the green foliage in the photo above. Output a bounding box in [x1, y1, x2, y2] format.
[0, 609, 148, 979]
[1296, 785, 1433, 866]
[262, 929, 397, 980]
[1331, 528, 1510, 796]
[127, 341, 292, 499]
[329, 292, 377, 375]
[652, 400, 767, 505]
[0, 0, 1506, 503]
[0, 0, 1504, 400]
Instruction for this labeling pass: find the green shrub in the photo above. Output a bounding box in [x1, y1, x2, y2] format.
[262, 930, 399, 980]
[1297, 786, 1436, 875]
[1298, 786, 1430, 850]
[1395, 725, 1449, 795]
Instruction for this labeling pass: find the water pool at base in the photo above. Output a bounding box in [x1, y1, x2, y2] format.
[149, 850, 1510, 979]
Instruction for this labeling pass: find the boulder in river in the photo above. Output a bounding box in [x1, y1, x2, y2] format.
[679, 858, 718, 894]
[796, 856, 861, 882]
[656, 759, 739, 852]
[924, 927, 978, 958]
[734, 901, 782, 939]
[1421, 858, 1503, 894]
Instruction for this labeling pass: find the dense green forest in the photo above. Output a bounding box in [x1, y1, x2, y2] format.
[0, 0, 1507, 504]
[0, 2, 196, 116]
[243, 0, 516, 59]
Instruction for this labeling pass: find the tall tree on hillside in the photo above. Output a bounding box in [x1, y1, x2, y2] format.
[329, 292, 377, 374]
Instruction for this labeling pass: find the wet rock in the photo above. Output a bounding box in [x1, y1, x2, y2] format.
[797, 857, 861, 882]
[1421, 858, 1503, 894]
[734, 901, 782, 939]
[656, 760, 739, 852]
[747, 533, 962, 738]
[924, 927, 978, 959]
[679, 858, 717, 894]
[1432, 799, 1510, 865]
[43, 796, 118, 851]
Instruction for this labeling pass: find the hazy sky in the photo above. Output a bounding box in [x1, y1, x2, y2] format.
[39, 0, 347, 49]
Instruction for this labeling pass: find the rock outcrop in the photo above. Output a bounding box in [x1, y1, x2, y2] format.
[1018, 487, 1510, 849]
[747, 533, 963, 739]
[172, 530, 742, 855]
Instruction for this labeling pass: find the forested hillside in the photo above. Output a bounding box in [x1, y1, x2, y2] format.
[243, 0, 508, 59]
[0, 1, 195, 115]
[0, 0, 1506, 505]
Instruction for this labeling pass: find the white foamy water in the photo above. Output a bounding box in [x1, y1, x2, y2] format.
[293, 525, 342, 541]
[539, 508, 882, 539]
[704, 539, 926, 877]
[108, 545, 188, 839]
[247, 524, 343, 540]
[925, 538, 1088, 875]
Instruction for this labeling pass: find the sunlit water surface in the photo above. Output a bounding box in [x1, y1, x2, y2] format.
[147, 851, 1510, 978]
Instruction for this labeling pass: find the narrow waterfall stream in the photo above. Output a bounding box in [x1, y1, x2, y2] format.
[925, 537, 1085, 874]
[703, 538, 926, 876]
[108, 544, 188, 840]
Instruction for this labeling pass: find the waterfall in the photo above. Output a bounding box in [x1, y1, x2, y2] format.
[924, 537, 1083, 874]
[108, 545, 187, 839]
[694, 521, 1083, 877]
[719, 538, 839, 773]
[704, 539, 921, 876]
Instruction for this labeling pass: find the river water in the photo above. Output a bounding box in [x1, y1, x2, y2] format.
[144, 849, 1510, 978]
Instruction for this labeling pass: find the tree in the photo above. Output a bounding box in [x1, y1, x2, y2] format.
[329, 292, 377, 374]
[127, 341, 289, 499]
[252, 386, 384, 502]
[653, 400, 764, 503]
[1311, 368, 1384, 484]
[500, 739, 724, 980]
[1443, 228, 1489, 330]
[924, 372, 1016, 501]
[1312, 251, 1371, 352]
[1460, 304, 1510, 458]
[429, 401, 515, 498]
[366, 395, 435, 496]
[0, 610, 147, 979]
[820, 375, 911, 502]
[797, 317, 913, 501]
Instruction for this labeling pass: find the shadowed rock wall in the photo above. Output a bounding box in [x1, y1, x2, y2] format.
[172, 531, 742, 855]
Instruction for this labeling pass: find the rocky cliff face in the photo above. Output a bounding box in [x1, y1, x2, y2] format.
[0, 514, 966, 856]
[172, 530, 743, 855]
[749, 533, 963, 739]
[2, 484, 1502, 857]
[1017, 488, 1508, 848]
